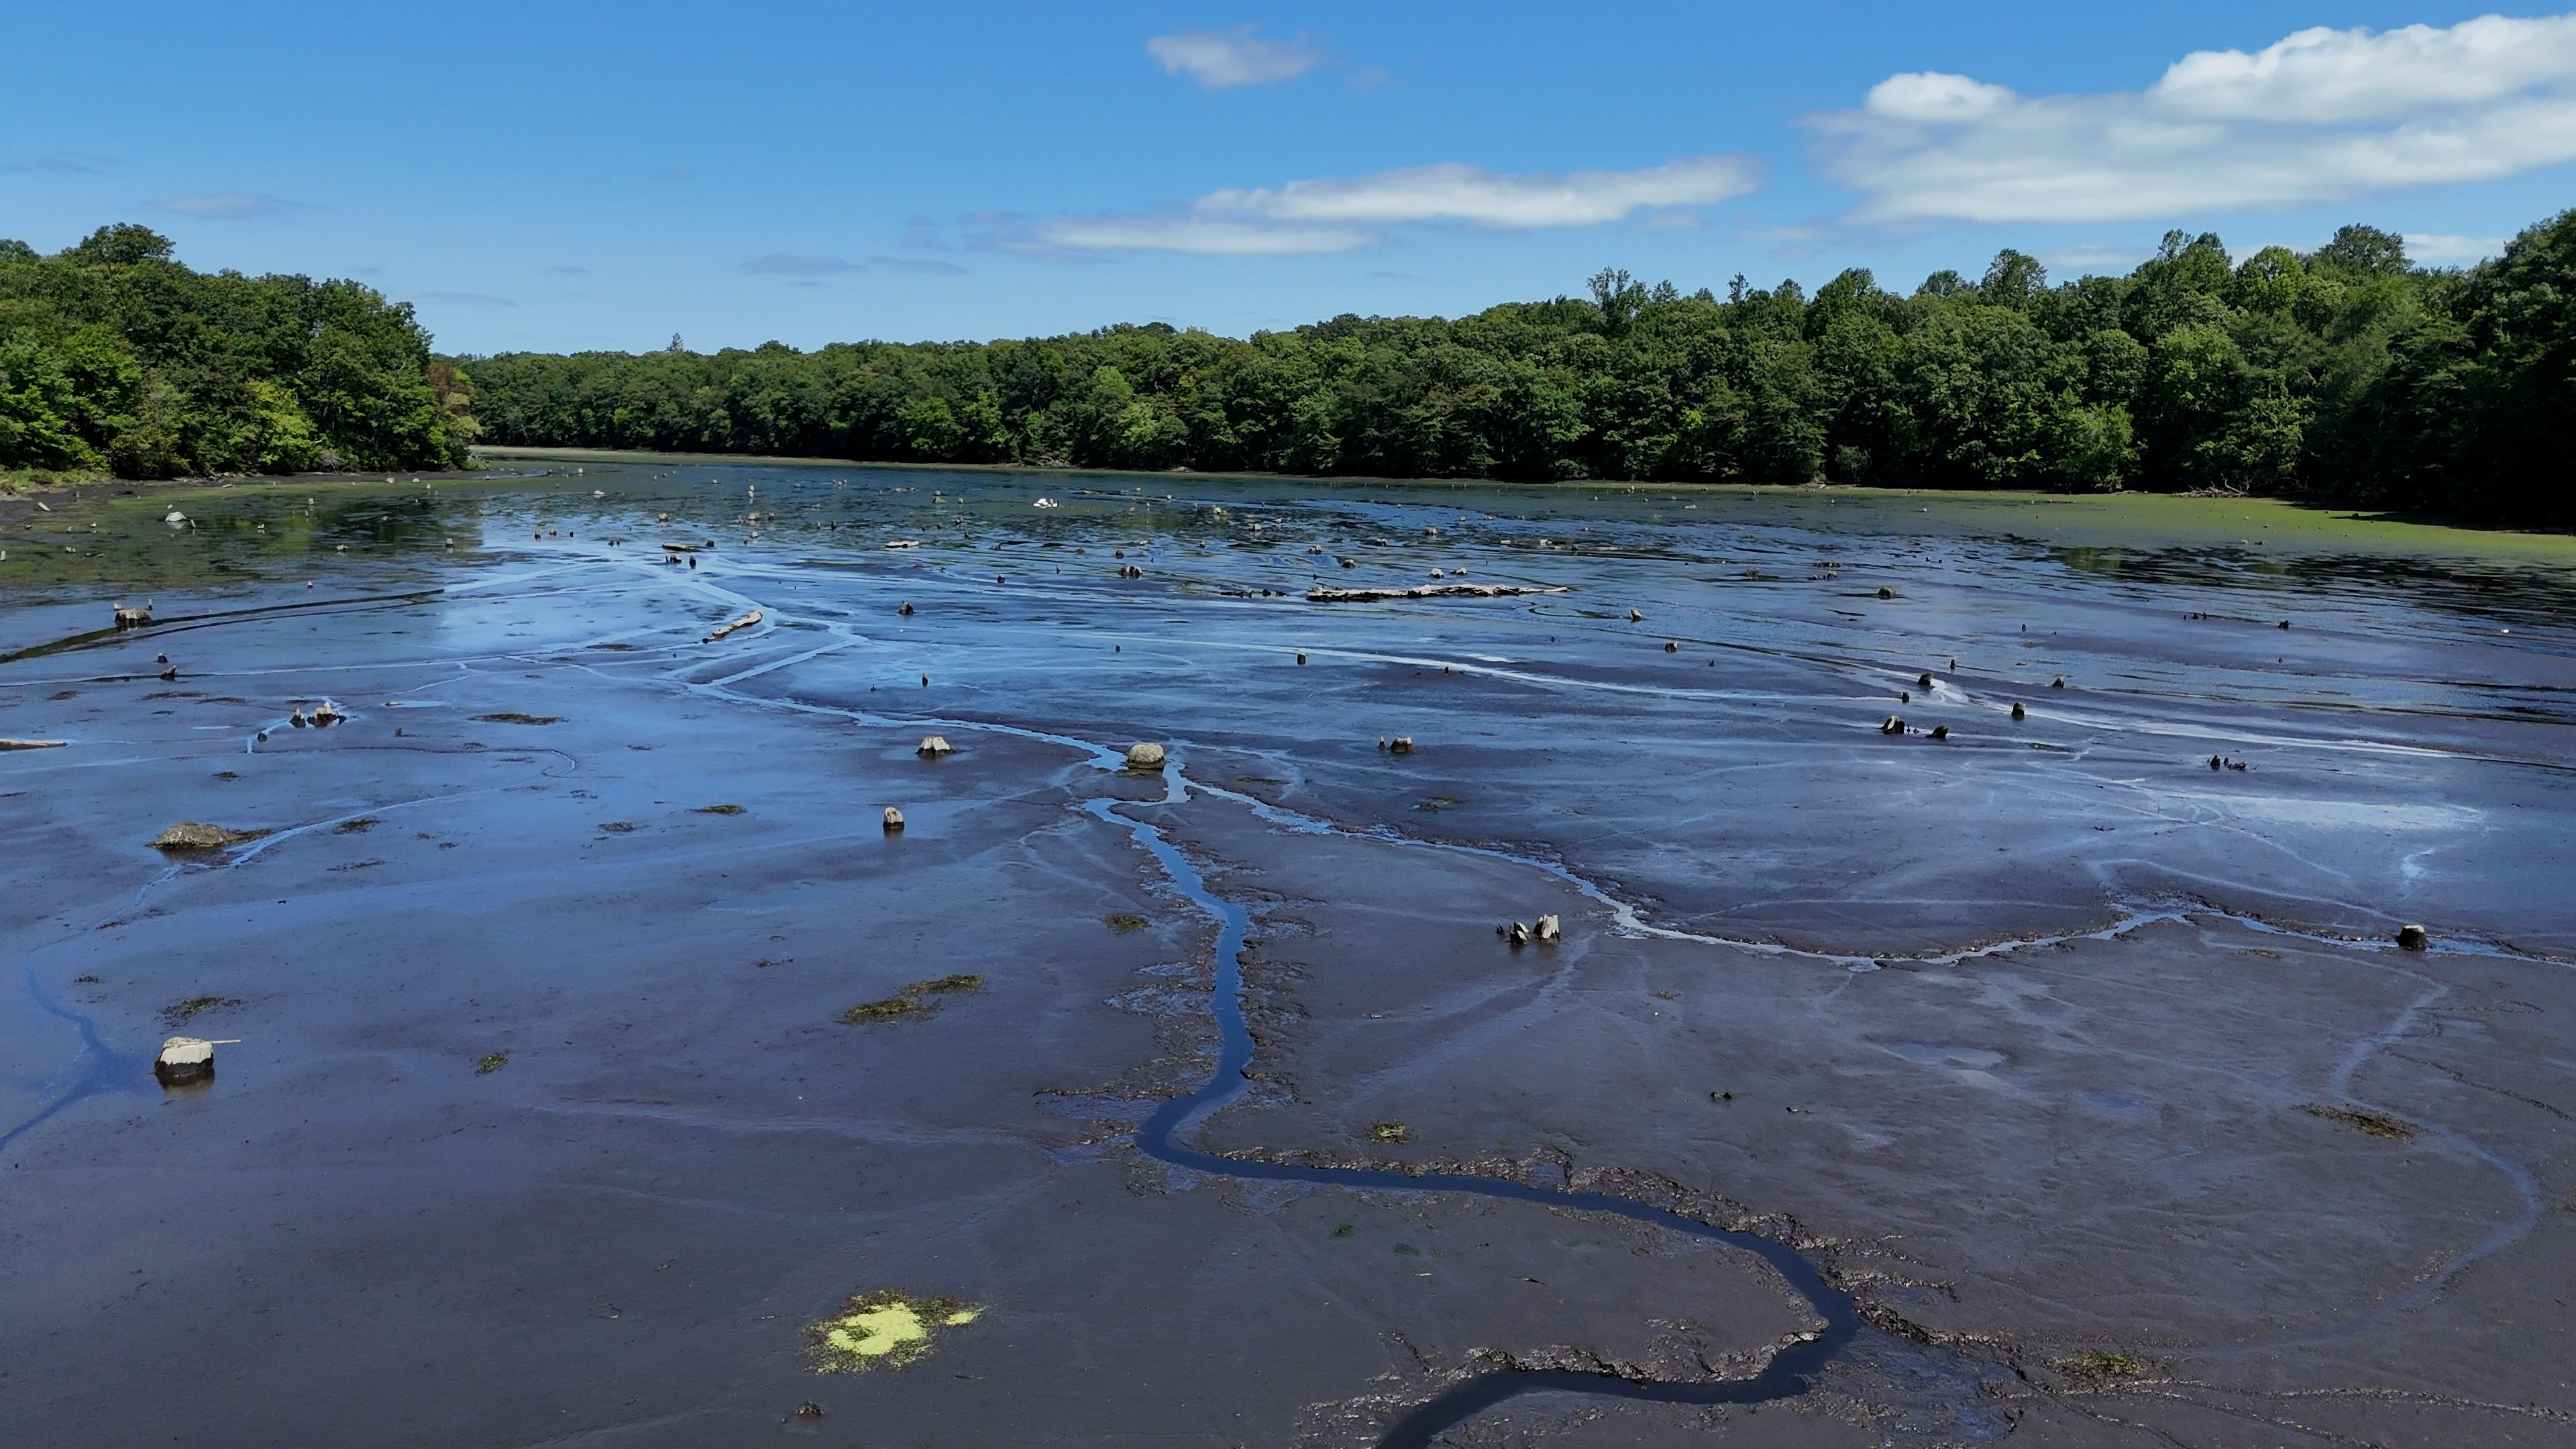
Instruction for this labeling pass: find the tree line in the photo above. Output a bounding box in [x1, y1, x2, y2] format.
[0, 225, 475, 482]
[463, 208, 2575, 525]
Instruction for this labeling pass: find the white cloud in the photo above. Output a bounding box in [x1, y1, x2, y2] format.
[1145, 27, 1322, 89]
[741, 253, 861, 274]
[1022, 155, 1759, 254]
[1814, 13, 2576, 223]
[2404, 231, 2511, 262]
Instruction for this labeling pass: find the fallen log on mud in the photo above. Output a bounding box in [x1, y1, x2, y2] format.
[702, 609, 763, 643]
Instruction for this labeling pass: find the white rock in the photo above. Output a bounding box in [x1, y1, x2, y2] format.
[883, 807, 906, 831]
[1535, 914, 1560, 943]
[1126, 742, 1166, 769]
[917, 735, 955, 756]
[155, 1036, 216, 1085]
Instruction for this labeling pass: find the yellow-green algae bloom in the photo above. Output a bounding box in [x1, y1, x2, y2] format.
[806, 1289, 983, 1372]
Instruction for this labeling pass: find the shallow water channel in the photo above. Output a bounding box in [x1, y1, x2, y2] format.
[4, 457, 2574, 1446]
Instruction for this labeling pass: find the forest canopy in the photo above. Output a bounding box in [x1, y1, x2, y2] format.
[0, 225, 475, 480]
[462, 207, 2576, 525]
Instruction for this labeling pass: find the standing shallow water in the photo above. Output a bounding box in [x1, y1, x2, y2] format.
[3, 455, 2573, 1446]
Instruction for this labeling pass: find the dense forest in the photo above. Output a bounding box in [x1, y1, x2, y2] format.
[0, 225, 475, 481]
[467, 208, 2575, 524]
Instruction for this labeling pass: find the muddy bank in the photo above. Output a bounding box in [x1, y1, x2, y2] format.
[4, 456, 2572, 1448]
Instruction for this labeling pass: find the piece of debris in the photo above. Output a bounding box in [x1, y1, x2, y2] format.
[694, 804, 747, 815]
[917, 735, 955, 757]
[898, 600, 914, 616]
[1876, 586, 1894, 600]
[1305, 583, 1565, 603]
[475, 1052, 508, 1075]
[1929, 724, 1949, 740]
[2010, 702, 2025, 721]
[113, 604, 153, 629]
[702, 608, 763, 643]
[1295, 652, 1307, 664]
[0, 739, 68, 751]
[2396, 924, 2430, 951]
[1917, 672, 1934, 689]
[882, 806, 905, 832]
[1663, 640, 1677, 653]
[1125, 741, 1166, 770]
[154, 1035, 224, 1087]
[1711, 1090, 1733, 1102]
[841, 973, 986, 1025]
[2051, 676, 2065, 688]
[1534, 914, 1560, 943]
[1388, 736, 1414, 755]
[791, 1401, 824, 1420]
[1368, 1122, 1409, 1143]
[474, 713, 560, 725]
[1880, 716, 1905, 736]
[151, 821, 260, 852]
[1506, 921, 1530, 947]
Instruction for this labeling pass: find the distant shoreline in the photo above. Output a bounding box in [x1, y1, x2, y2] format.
[470, 445, 2576, 553]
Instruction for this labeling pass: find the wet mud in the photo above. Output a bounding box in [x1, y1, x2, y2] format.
[4, 455, 2574, 1447]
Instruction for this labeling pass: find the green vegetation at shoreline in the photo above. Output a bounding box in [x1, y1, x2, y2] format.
[1, 225, 475, 484]
[462, 209, 2576, 525]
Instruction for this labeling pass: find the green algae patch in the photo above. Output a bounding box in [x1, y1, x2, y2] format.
[334, 816, 380, 834]
[2055, 1350, 2155, 1385]
[1368, 1121, 1409, 1143]
[2302, 1103, 2418, 1140]
[475, 1052, 508, 1075]
[161, 995, 241, 1027]
[806, 1289, 983, 1372]
[840, 974, 985, 1026]
[693, 803, 746, 815]
[1104, 912, 1152, 934]
[473, 712, 561, 725]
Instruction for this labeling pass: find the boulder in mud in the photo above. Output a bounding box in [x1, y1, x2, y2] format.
[1880, 715, 1905, 735]
[1507, 921, 1530, 947]
[2396, 924, 2430, 951]
[1388, 736, 1414, 755]
[113, 605, 152, 629]
[882, 807, 905, 832]
[2010, 702, 2026, 721]
[154, 1036, 216, 1086]
[917, 736, 955, 757]
[1534, 914, 1561, 943]
[152, 822, 256, 852]
[1125, 742, 1166, 770]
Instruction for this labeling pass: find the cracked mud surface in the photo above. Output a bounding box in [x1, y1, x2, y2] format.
[4, 458, 2574, 1447]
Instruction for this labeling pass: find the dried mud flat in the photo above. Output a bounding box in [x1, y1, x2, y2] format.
[3, 460, 2573, 1448]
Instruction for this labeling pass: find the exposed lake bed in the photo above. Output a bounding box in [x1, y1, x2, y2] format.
[3, 456, 2573, 1446]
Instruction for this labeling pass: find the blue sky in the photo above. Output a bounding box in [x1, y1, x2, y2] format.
[6, 2, 2574, 354]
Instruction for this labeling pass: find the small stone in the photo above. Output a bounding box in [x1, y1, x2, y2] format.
[1125, 741, 1166, 769]
[1929, 724, 1948, 740]
[2278, 619, 2290, 629]
[1507, 921, 1529, 947]
[2051, 676, 2065, 689]
[1881, 716, 1904, 736]
[1876, 586, 1894, 600]
[1917, 672, 1933, 689]
[882, 807, 905, 832]
[898, 601, 914, 616]
[1296, 652, 1307, 664]
[2396, 924, 2430, 951]
[1388, 737, 1413, 755]
[154, 1036, 216, 1086]
[2010, 702, 2025, 721]
[917, 735, 955, 756]
[1534, 914, 1560, 943]
[792, 1400, 824, 1419]
[1628, 608, 1644, 622]
[1664, 641, 1677, 653]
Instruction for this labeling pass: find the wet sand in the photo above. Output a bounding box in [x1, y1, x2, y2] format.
[3, 458, 2573, 1446]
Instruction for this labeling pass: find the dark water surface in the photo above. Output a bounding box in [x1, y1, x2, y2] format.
[5, 457, 2574, 1447]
